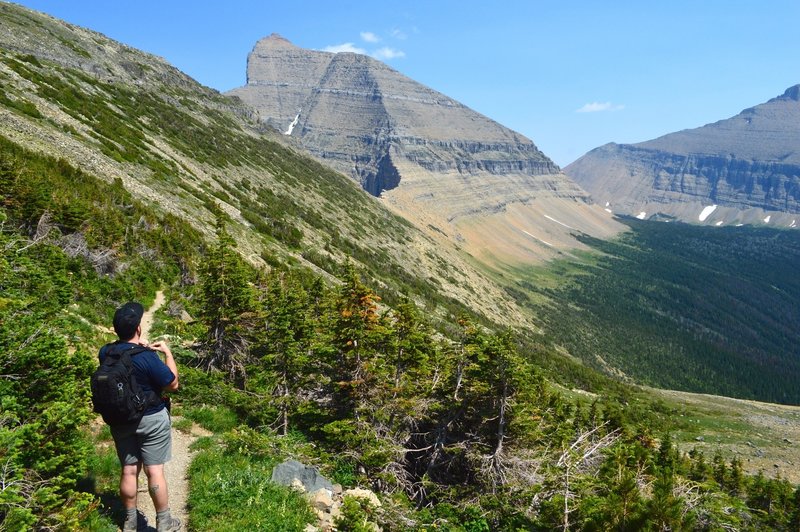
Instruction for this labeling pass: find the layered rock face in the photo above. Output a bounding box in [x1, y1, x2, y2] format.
[565, 86, 800, 227]
[229, 35, 621, 264]
[230, 35, 560, 196]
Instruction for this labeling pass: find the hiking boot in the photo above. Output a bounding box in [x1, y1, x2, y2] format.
[122, 514, 138, 531]
[156, 515, 181, 532]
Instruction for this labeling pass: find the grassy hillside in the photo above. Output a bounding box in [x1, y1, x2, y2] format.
[651, 388, 800, 484]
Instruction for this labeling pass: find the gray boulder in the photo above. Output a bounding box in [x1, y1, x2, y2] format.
[271, 460, 333, 494]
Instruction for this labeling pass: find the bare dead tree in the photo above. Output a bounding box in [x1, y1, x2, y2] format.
[519, 423, 622, 530]
[552, 423, 621, 531]
[16, 211, 55, 252]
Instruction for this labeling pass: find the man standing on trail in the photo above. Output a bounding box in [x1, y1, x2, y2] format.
[99, 302, 181, 532]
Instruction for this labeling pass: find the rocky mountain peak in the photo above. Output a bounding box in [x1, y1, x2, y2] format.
[229, 38, 622, 266]
[232, 37, 562, 194]
[779, 84, 800, 101]
[565, 84, 800, 227]
[258, 33, 297, 48]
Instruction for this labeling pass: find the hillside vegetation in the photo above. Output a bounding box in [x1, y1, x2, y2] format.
[518, 218, 800, 404]
[3, 105, 800, 531]
[0, 2, 526, 332]
[2, 3, 800, 530]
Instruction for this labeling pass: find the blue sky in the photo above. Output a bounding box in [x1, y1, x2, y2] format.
[11, 1, 800, 166]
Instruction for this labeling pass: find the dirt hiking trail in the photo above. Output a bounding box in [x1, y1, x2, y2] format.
[134, 290, 202, 531]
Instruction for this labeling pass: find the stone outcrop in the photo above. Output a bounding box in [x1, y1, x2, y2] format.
[565, 86, 800, 227]
[271, 460, 382, 532]
[229, 35, 623, 266]
[271, 459, 334, 494]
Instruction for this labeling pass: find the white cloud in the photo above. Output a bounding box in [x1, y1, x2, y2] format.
[371, 47, 406, 60]
[576, 102, 625, 113]
[321, 41, 405, 61]
[360, 31, 380, 43]
[322, 43, 367, 55]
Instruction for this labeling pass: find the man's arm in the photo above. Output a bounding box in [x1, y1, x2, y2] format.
[149, 341, 179, 392]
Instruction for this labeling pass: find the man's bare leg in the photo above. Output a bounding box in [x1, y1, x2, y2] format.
[120, 462, 141, 509]
[143, 463, 169, 511]
[120, 463, 141, 530]
[144, 463, 181, 530]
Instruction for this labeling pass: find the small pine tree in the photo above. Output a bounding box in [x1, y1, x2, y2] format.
[656, 433, 676, 473]
[198, 212, 255, 381]
[728, 456, 744, 496]
[646, 470, 684, 530]
[712, 451, 727, 487]
[327, 263, 390, 418]
[256, 269, 314, 434]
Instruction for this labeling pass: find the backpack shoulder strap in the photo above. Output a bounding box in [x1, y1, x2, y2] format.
[124, 346, 150, 357]
[103, 342, 150, 358]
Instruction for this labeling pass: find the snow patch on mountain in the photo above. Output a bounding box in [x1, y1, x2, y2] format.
[544, 215, 575, 230]
[285, 111, 301, 135]
[699, 205, 717, 222]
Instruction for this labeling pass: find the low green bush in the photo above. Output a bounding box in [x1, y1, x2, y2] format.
[182, 405, 239, 433]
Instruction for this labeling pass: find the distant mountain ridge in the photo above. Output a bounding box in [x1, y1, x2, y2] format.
[228, 35, 622, 267]
[565, 85, 800, 227]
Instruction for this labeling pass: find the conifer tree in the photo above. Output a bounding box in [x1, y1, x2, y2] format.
[256, 269, 314, 434]
[429, 320, 538, 490]
[602, 471, 645, 531]
[728, 456, 744, 496]
[198, 212, 255, 381]
[656, 433, 676, 473]
[328, 263, 389, 418]
[712, 451, 727, 487]
[321, 263, 397, 472]
[383, 298, 437, 421]
[646, 471, 684, 530]
[0, 231, 95, 529]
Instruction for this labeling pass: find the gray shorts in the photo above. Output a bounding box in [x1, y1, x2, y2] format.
[111, 408, 172, 466]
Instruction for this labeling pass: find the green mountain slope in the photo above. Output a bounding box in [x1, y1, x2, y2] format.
[0, 2, 527, 332]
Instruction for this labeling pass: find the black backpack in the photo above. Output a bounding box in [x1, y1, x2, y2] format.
[91, 343, 160, 425]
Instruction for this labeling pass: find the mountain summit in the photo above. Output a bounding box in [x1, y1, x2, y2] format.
[229, 36, 621, 265]
[231, 34, 559, 196]
[565, 85, 800, 227]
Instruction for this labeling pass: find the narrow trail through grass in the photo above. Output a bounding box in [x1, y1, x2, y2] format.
[135, 290, 196, 531]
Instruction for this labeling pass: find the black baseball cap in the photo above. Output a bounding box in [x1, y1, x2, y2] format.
[113, 302, 144, 340]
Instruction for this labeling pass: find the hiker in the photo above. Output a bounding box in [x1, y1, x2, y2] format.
[98, 302, 181, 532]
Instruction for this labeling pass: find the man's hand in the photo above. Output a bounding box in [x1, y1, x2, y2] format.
[149, 340, 172, 356]
[149, 341, 179, 391]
